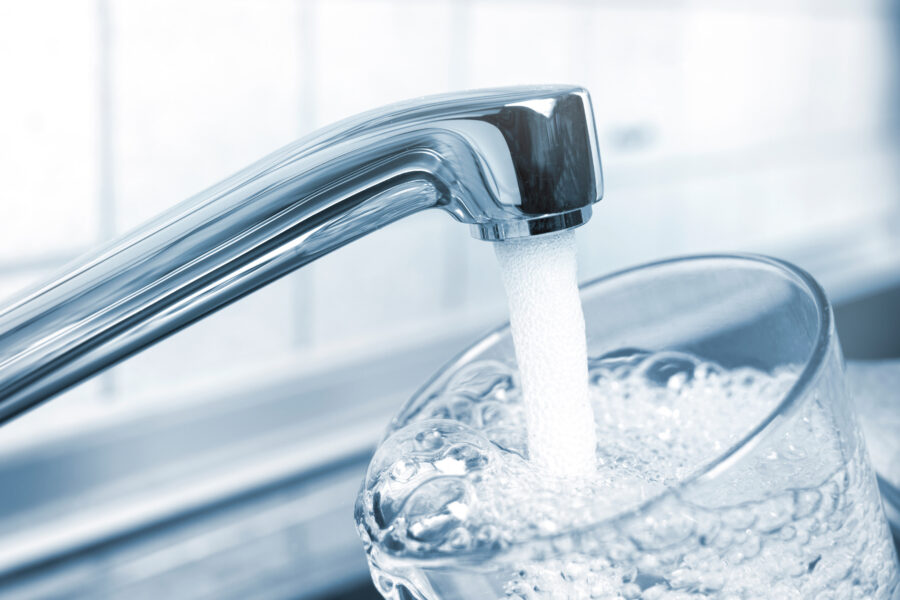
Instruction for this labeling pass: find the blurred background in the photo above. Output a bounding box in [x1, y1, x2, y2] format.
[0, 0, 898, 598]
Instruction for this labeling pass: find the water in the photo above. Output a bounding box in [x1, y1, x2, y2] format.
[493, 231, 596, 476]
[357, 350, 900, 598]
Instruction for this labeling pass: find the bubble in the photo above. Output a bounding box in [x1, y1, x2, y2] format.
[359, 353, 898, 598]
[627, 508, 697, 551]
[722, 506, 757, 531]
[376, 575, 394, 594]
[416, 428, 447, 452]
[427, 403, 452, 420]
[449, 397, 478, 426]
[474, 523, 503, 549]
[487, 427, 527, 457]
[592, 347, 651, 369]
[372, 489, 397, 530]
[482, 403, 511, 427]
[639, 353, 699, 389]
[755, 494, 794, 533]
[445, 360, 517, 400]
[443, 527, 472, 551]
[390, 459, 419, 483]
[405, 478, 472, 545]
[694, 362, 724, 381]
[793, 490, 821, 519]
[444, 443, 489, 472]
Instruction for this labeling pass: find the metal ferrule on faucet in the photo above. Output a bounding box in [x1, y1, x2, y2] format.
[0, 85, 603, 420]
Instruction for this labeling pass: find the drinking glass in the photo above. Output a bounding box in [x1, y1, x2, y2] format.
[356, 254, 900, 599]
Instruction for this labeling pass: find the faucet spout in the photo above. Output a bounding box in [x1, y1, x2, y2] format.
[0, 85, 603, 421]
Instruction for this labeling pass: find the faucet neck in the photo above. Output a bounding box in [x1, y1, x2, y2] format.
[0, 86, 602, 420]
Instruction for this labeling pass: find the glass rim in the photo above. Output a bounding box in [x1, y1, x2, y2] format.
[402, 253, 833, 557]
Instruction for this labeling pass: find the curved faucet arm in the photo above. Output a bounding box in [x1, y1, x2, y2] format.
[0, 85, 603, 423]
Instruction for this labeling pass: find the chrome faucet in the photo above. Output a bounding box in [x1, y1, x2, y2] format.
[0, 85, 603, 421]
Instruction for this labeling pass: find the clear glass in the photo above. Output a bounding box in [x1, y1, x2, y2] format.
[356, 254, 900, 599]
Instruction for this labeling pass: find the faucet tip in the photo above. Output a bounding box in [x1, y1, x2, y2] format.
[443, 85, 604, 242]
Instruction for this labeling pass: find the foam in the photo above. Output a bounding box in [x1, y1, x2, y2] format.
[493, 231, 597, 476]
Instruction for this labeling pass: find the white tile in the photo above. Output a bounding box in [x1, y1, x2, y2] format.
[753, 149, 900, 246]
[111, 0, 305, 231]
[578, 142, 900, 278]
[116, 274, 297, 398]
[582, 5, 687, 165]
[576, 181, 696, 282]
[313, 0, 455, 126]
[680, 9, 815, 155]
[577, 165, 801, 281]
[807, 13, 894, 137]
[467, 2, 584, 89]
[0, 0, 99, 260]
[309, 210, 457, 349]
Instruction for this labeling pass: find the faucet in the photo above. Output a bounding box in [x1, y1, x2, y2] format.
[0, 85, 603, 422]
